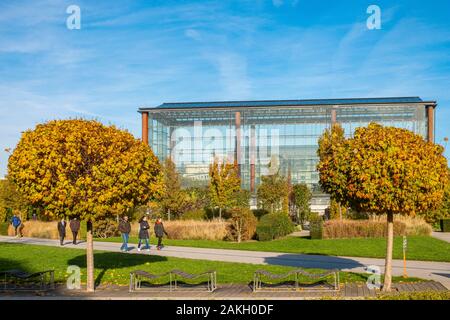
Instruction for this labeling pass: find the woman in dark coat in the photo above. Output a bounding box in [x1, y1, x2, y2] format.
[154, 217, 168, 250]
[137, 216, 150, 252]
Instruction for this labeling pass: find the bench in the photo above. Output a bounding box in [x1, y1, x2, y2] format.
[253, 269, 339, 292]
[0, 269, 55, 291]
[129, 270, 172, 292]
[171, 269, 217, 292]
[129, 269, 217, 292]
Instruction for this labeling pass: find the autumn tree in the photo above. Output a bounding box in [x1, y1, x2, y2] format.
[235, 189, 251, 209]
[424, 168, 450, 225]
[184, 186, 211, 211]
[317, 123, 348, 214]
[159, 157, 186, 220]
[0, 177, 29, 222]
[257, 171, 289, 213]
[328, 198, 348, 220]
[317, 123, 448, 291]
[208, 159, 241, 219]
[228, 207, 257, 243]
[8, 119, 162, 292]
[292, 183, 312, 225]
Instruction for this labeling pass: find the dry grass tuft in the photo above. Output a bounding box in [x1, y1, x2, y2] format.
[10, 219, 229, 241]
[8, 221, 79, 240]
[323, 215, 432, 239]
[130, 219, 229, 240]
[370, 214, 432, 237]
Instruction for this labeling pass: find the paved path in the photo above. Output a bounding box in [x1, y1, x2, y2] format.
[0, 282, 447, 300]
[432, 231, 450, 243]
[1, 236, 450, 289]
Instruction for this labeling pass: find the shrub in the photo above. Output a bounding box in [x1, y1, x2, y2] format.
[227, 207, 257, 242]
[182, 209, 207, 221]
[309, 213, 324, 239]
[441, 219, 450, 232]
[0, 222, 9, 235]
[252, 209, 269, 220]
[256, 212, 294, 241]
[93, 219, 119, 238]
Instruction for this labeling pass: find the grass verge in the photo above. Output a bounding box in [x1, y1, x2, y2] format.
[98, 235, 450, 262]
[0, 243, 424, 286]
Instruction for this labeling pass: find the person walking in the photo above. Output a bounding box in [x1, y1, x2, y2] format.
[154, 217, 168, 250]
[137, 216, 150, 252]
[70, 218, 80, 245]
[57, 217, 67, 246]
[118, 215, 131, 252]
[11, 213, 22, 238]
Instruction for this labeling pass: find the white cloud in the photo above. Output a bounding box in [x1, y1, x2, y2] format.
[272, 0, 299, 8]
[272, 0, 283, 8]
[215, 53, 252, 99]
[185, 28, 201, 41]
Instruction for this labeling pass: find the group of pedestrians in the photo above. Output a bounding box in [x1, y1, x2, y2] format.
[9, 212, 168, 252]
[118, 215, 168, 252]
[57, 217, 81, 245]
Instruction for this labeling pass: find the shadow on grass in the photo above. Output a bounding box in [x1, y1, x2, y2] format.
[264, 253, 366, 269]
[68, 252, 167, 288]
[0, 257, 26, 272]
[0, 256, 55, 292]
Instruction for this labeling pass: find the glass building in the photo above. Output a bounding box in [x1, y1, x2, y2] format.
[139, 97, 436, 212]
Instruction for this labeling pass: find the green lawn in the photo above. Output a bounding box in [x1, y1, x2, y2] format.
[0, 243, 423, 286]
[99, 235, 450, 262]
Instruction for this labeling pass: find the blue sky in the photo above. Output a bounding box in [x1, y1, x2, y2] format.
[1, 0, 450, 177]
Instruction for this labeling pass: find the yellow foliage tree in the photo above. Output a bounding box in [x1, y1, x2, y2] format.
[209, 159, 241, 219]
[8, 119, 162, 291]
[317, 123, 448, 291]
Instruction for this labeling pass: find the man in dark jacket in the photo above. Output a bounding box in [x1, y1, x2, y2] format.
[57, 217, 67, 246]
[118, 216, 131, 252]
[154, 217, 168, 250]
[70, 218, 81, 245]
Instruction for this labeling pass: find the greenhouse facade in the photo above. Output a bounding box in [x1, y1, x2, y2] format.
[139, 97, 436, 212]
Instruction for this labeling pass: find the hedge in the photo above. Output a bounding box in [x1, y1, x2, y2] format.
[440, 219, 450, 232]
[309, 213, 323, 239]
[256, 212, 294, 241]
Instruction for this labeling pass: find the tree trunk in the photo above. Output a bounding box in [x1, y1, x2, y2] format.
[86, 220, 95, 292]
[168, 209, 171, 221]
[237, 224, 241, 243]
[219, 207, 222, 220]
[382, 212, 394, 292]
[339, 204, 342, 220]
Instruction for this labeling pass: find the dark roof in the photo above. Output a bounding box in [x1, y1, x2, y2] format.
[140, 97, 426, 111]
